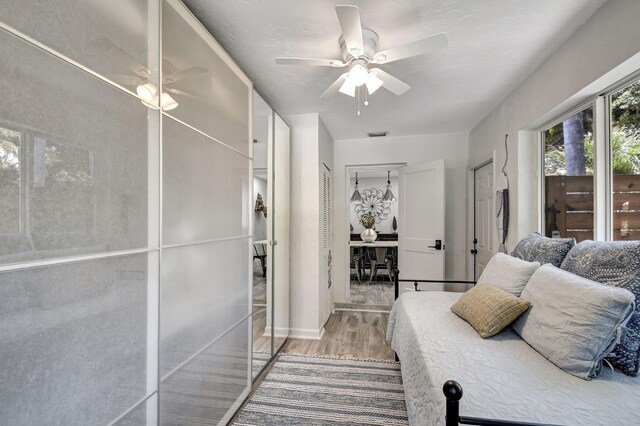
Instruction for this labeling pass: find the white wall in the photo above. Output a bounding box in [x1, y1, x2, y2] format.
[469, 0, 640, 251]
[333, 133, 469, 303]
[252, 177, 267, 241]
[287, 113, 337, 338]
[348, 176, 399, 235]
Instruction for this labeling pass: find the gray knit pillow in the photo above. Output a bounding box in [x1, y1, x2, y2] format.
[561, 240, 640, 376]
[511, 232, 575, 267]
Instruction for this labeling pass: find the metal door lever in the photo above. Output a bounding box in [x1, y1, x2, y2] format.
[428, 240, 442, 250]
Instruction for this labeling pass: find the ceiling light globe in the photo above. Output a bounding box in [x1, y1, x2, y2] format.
[136, 83, 158, 101]
[348, 64, 369, 87]
[160, 92, 179, 111]
[366, 72, 384, 95]
[339, 79, 357, 97]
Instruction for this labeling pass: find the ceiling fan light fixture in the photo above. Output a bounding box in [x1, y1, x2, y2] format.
[365, 71, 384, 94]
[374, 53, 387, 64]
[339, 78, 357, 97]
[161, 93, 179, 111]
[159, 92, 179, 111]
[350, 172, 363, 202]
[383, 170, 397, 205]
[347, 63, 369, 87]
[136, 82, 157, 101]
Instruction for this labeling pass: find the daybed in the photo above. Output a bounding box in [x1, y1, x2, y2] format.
[387, 236, 640, 425]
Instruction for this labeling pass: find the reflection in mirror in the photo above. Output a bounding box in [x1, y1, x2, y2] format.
[0, 127, 22, 237]
[0, 0, 160, 101]
[0, 28, 153, 266]
[162, 0, 249, 155]
[32, 139, 97, 250]
[251, 92, 273, 380]
[270, 113, 291, 353]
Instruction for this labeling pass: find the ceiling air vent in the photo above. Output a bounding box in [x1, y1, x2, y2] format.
[368, 131, 388, 137]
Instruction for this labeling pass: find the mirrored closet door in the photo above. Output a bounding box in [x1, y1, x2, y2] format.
[251, 92, 290, 381]
[251, 92, 273, 379]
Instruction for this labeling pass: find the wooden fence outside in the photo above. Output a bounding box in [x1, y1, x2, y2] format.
[544, 174, 640, 242]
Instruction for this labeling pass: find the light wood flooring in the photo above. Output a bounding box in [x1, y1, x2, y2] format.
[349, 281, 395, 307]
[281, 310, 395, 361]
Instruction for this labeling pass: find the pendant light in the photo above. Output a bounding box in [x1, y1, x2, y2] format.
[383, 170, 397, 206]
[350, 172, 362, 202]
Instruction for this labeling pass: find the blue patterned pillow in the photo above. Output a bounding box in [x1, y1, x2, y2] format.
[560, 240, 640, 376]
[511, 232, 575, 267]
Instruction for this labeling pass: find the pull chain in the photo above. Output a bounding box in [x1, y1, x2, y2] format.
[357, 86, 361, 116]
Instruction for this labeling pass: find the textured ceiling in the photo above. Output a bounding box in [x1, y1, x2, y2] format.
[183, 0, 605, 140]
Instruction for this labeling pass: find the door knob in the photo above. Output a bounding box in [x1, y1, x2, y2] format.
[428, 240, 442, 250]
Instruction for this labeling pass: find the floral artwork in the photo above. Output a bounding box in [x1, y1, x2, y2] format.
[359, 213, 376, 229]
[354, 188, 391, 223]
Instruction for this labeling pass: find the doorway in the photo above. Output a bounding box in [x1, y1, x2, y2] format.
[473, 161, 494, 280]
[345, 166, 401, 309]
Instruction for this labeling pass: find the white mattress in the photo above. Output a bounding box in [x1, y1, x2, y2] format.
[386, 291, 640, 425]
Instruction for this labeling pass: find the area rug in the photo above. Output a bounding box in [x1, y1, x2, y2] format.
[252, 351, 272, 378]
[233, 354, 408, 425]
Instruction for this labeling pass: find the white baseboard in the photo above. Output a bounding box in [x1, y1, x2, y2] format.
[263, 326, 291, 338]
[288, 327, 325, 340]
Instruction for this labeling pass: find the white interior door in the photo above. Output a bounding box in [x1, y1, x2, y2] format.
[399, 159, 445, 294]
[474, 162, 494, 279]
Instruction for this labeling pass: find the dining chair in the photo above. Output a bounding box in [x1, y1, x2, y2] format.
[350, 246, 363, 284]
[369, 247, 394, 284]
[253, 243, 267, 277]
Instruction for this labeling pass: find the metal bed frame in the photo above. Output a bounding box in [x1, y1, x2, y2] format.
[392, 269, 559, 426]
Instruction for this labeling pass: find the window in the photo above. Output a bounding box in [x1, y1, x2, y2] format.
[542, 106, 594, 242]
[541, 77, 640, 242]
[610, 81, 640, 240]
[0, 126, 22, 235]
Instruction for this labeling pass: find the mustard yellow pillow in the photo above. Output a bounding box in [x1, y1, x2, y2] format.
[451, 284, 531, 338]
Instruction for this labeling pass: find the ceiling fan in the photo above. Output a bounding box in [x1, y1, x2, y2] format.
[275, 4, 447, 99]
[89, 37, 209, 110]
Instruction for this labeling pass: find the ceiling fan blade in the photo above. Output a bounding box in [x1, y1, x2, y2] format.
[275, 57, 346, 67]
[320, 73, 349, 98]
[373, 33, 448, 64]
[166, 87, 213, 105]
[109, 73, 146, 86]
[163, 66, 208, 84]
[335, 5, 364, 56]
[89, 37, 150, 78]
[370, 68, 410, 95]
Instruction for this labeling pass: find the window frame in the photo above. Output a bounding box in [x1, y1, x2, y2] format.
[539, 100, 596, 241]
[539, 72, 640, 242]
[0, 122, 27, 238]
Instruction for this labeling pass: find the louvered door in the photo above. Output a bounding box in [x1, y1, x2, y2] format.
[320, 165, 333, 325]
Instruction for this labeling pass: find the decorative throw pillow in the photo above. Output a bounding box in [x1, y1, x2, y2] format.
[451, 284, 530, 338]
[511, 232, 575, 267]
[476, 252, 540, 297]
[560, 240, 640, 376]
[513, 264, 635, 380]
